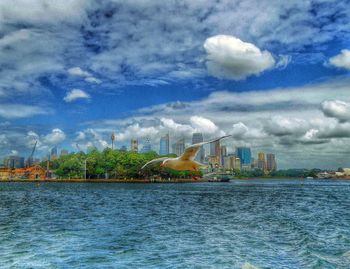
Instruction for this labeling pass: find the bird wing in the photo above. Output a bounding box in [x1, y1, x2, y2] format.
[141, 157, 169, 169]
[179, 135, 232, 161]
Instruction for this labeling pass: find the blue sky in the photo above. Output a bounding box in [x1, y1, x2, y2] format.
[0, 0, 350, 169]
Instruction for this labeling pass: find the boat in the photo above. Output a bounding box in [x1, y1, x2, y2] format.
[208, 175, 230, 182]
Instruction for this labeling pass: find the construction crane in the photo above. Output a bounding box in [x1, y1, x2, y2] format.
[27, 140, 37, 167]
[76, 143, 83, 153]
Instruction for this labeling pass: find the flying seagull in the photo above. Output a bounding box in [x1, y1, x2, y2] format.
[141, 135, 232, 172]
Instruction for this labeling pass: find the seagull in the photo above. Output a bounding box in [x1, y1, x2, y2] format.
[141, 135, 231, 172]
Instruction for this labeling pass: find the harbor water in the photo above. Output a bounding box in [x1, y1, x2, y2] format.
[1, 179, 350, 268]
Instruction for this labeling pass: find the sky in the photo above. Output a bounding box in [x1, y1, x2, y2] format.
[0, 0, 350, 169]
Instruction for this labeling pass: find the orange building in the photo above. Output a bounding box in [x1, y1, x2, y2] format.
[13, 165, 46, 180]
[0, 168, 13, 179]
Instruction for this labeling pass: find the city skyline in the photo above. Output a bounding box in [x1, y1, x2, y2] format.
[0, 1, 349, 169]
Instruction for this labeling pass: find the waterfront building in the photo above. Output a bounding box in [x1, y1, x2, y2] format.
[257, 151, 266, 171]
[173, 138, 185, 156]
[192, 133, 204, 163]
[159, 134, 170, 155]
[207, 155, 220, 170]
[236, 147, 252, 168]
[140, 137, 152, 153]
[4, 156, 25, 169]
[224, 155, 241, 170]
[131, 139, 138, 152]
[266, 153, 277, 172]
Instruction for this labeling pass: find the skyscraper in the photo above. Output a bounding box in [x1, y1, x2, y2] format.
[159, 134, 169, 155]
[140, 137, 152, 153]
[192, 133, 204, 163]
[220, 145, 227, 166]
[50, 146, 58, 160]
[131, 139, 138, 152]
[258, 151, 266, 171]
[4, 156, 25, 169]
[173, 138, 185, 156]
[236, 147, 252, 169]
[266, 153, 277, 172]
[210, 140, 220, 157]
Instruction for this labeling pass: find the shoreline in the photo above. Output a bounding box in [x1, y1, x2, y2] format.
[0, 178, 207, 183]
[0, 177, 349, 183]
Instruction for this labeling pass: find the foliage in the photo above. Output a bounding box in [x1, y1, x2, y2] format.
[40, 149, 175, 179]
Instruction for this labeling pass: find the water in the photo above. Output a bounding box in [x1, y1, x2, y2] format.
[0, 179, 350, 269]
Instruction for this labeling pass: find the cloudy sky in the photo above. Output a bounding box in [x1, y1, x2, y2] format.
[0, 0, 350, 169]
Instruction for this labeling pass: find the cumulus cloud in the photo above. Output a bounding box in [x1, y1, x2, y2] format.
[64, 89, 90, 103]
[328, 50, 350, 70]
[43, 128, 66, 145]
[68, 67, 102, 84]
[203, 35, 276, 80]
[68, 67, 91, 77]
[321, 100, 350, 122]
[190, 116, 219, 134]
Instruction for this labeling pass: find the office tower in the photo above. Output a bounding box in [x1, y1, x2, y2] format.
[173, 138, 185, 156]
[220, 145, 227, 166]
[131, 139, 138, 152]
[236, 147, 252, 169]
[266, 153, 277, 172]
[4, 156, 25, 169]
[210, 140, 220, 157]
[224, 155, 241, 170]
[141, 137, 152, 153]
[258, 151, 266, 171]
[50, 146, 58, 159]
[60, 149, 69, 156]
[192, 133, 204, 163]
[159, 134, 170, 155]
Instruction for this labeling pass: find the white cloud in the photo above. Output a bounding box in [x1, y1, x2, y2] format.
[190, 116, 219, 134]
[64, 89, 90, 103]
[68, 67, 91, 77]
[328, 49, 350, 70]
[68, 67, 102, 84]
[85, 77, 102, 84]
[321, 100, 350, 122]
[44, 128, 66, 145]
[0, 104, 48, 119]
[203, 35, 276, 80]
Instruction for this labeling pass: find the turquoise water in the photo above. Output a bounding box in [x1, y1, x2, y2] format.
[1, 179, 350, 268]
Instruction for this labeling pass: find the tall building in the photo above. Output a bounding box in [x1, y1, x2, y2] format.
[131, 139, 138, 152]
[192, 133, 204, 163]
[210, 140, 220, 157]
[4, 156, 25, 169]
[224, 155, 241, 170]
[236, 147, 252, 169]
[173, 138, 185, 156]
[140, 137, 152, 153]
[266, 153, 277, 172]
[159, 134, 169, 155]
[220, 145, 227, 166]
[50, 146, 58, 160]
[257, 151, 266, 171]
